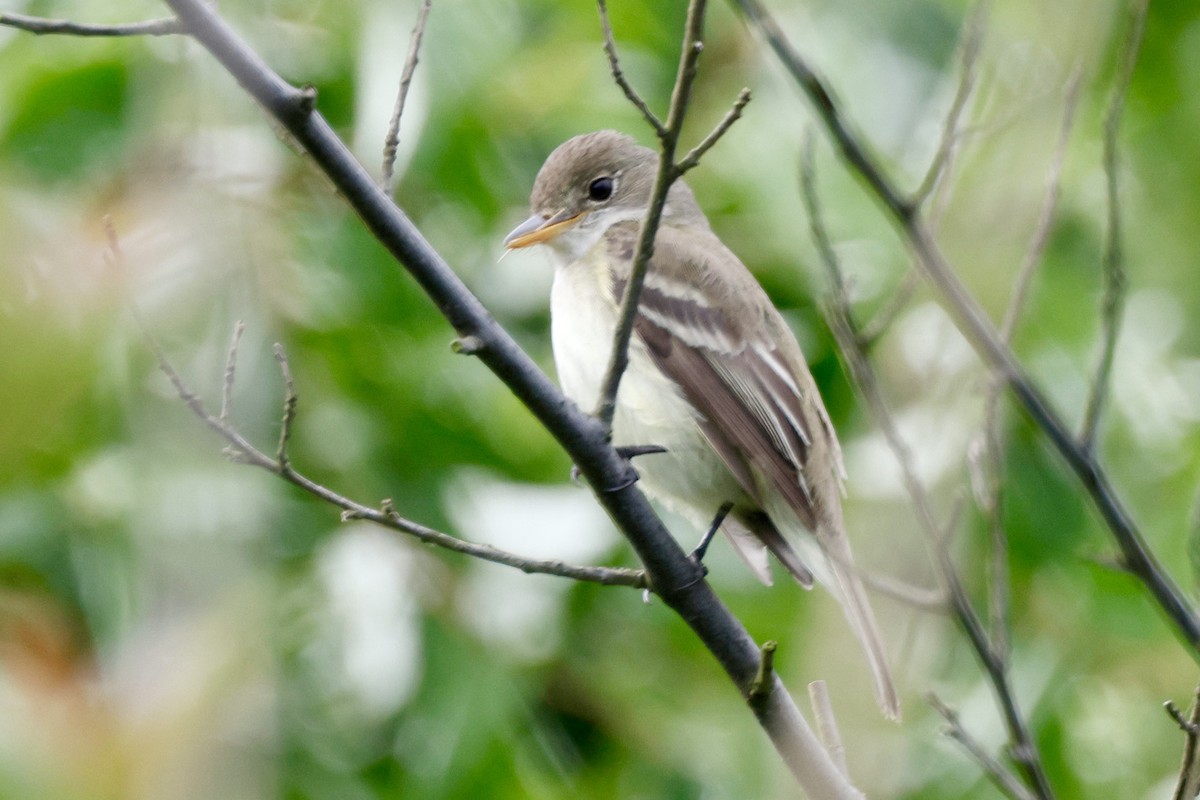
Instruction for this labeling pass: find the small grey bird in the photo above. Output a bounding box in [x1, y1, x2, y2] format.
[505, 130, 898, 719]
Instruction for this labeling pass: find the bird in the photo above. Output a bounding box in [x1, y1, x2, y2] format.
[504, 130, 898, 719]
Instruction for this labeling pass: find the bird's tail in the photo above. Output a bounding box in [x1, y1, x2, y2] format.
[825, 539, 900, 721]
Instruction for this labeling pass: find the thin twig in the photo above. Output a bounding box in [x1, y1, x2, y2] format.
[911, 0, 989, 208]
[273, 343, 298, 470]
[735, 0, 1200, 653]
[857, 268, 920, 349]
[380, 0, 432, 192]
[1168, 684, 1200, 800]
[929, 694, 1039, 800]
[221, 321, 246, 424]
[998, 68, 1083, 343]
[808, 681, 848, 778]
[594, 0, 752, 432]
[802, 136, 1055, 799]
[171, 328, 649, 588]
[0, 12, 182, 37]
[597, 0, 667, 138]
[1080, 0, 1147, 450]
[977, 67, 1082, 657]
[676, 87, 753, 174]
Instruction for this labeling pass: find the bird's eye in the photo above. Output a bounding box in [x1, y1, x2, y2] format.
[588, 176, 614, 202]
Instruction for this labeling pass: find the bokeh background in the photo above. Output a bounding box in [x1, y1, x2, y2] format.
[2, 0, 1199, 797]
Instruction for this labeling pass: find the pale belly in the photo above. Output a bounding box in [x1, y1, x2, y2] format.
[549, 263, 747, 530]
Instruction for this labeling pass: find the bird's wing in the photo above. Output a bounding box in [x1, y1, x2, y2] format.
[605, 222, 843, 541]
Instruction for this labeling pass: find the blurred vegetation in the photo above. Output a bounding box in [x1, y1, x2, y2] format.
[1, 0, 1199, 798]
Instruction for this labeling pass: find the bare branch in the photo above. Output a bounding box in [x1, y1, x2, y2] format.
[174, 330, 650, 588]
[929, 694, 1039, 800]
[977, 67, 1082, 657]
[857, 268, 920, 349]
[911, 1, 989, 208]
[597, 0, 667, 138]
[221, 321, 246, 424]
[592, 1, 753, 436]
[802, 136, 1055, 799]
[998, 67, 1083, 343]
[273, 343, 298, 470]
[381, 0, 432, 192]
[592, 0, 709, 431]
[1168, 685, 1200, 800]
[1081, 0, 1148, 449]
[0, 11, 182, 37]
[736, 0, 1200, 652]
[676, 87, 753, 174]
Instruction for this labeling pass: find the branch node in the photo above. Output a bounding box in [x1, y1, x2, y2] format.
[295, 84, 318, 118]
[451, 334, 484, 355]
[748, 640, 777, 702]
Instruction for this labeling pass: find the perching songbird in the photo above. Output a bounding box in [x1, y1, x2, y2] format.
[504, 130, 898, 719]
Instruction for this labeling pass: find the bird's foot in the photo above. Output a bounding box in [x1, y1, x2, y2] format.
[689, 501, 734, 571]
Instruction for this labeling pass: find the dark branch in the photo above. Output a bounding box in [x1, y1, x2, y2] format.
[0, 11, 182, 37]
[381, 0, 432, 192]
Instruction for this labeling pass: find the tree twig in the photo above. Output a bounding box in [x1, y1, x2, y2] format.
[976, 66, 1082, 657]
[734, 0, 1200, 654]
[1080, 0, 1147, 450]
[0, 11, 182, 37]
[597, 0, 667, 139]
[380, 0, 432, 192]
[218, 321, 245, 424]
[592, 0, 751, 434]
[1167, 684, 1200, 800]
[910, 0, 989, 208]
[273, 343, 298, 470]
[929, 694, 1039, 800]
[802, 135, 1054, 799]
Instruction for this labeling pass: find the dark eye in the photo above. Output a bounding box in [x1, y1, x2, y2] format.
[588, 176, 614, 202]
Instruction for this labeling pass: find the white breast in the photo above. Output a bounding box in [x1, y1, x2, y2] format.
[548, 251, 747, 529]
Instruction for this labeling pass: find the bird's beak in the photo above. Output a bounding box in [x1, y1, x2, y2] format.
[504, 209, 586, 249]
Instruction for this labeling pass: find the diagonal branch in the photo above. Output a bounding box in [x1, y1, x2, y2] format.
[0, 11, 182, 36]
[929, 694, 1039, 800]
[802, 136, 1054, 799]
[1080, 0, 1148, 450]
[977, 66, 1082, 657]
[733, 0, 1200, 655]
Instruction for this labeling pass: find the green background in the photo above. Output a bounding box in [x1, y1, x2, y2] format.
[1, 0, 1198, 797]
